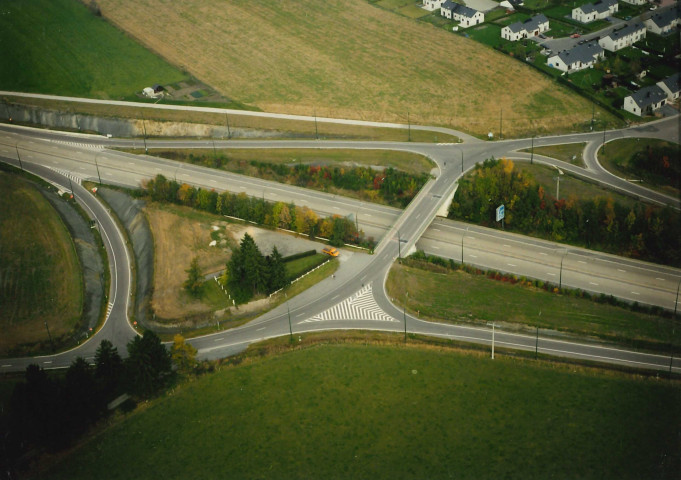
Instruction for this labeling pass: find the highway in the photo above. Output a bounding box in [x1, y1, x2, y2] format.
[0, 102, 679, 374]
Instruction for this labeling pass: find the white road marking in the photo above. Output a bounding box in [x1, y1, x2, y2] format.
[656, 278, 665, 281]
[470, 254, 478, 258]
[331, 295, 340, 301]
[365, 214, 372, 217]
[539, 252, 548, 256]
[256, 327, 266, 331]
[503, 244, 510, 248]
[631, 291, 640, 295]
[578, 261, 586, 264]
[432, 246, 440, 249]
[213, 338, 224, 342]
[507, 263, 516, 267]
[43, 361, 52, 364]
[547, 273, 556, 276]
[618, 269, 626, 273]
[1, 365, 12, 368]
[589, 282, 599, 286]
[432, 228, 440, 232]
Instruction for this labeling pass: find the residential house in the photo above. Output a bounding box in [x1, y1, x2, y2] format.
[623, 85, 668, 116]
[657, 72, 681, 102]
[598, 22, 646, 51]
[547, 41, 605, 72]
[572, 0, 618, 23]
[501, 14, 550, 41]
[644, 6, 681, 35]
[440, 0, 484, 27]
[423, 0, 446, 11]
[621, 0, 646, 5]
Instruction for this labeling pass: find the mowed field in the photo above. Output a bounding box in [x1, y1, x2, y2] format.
[41, 345, 680, 479]
[0, 0, 187, 98]
[95, 0, 603, 136]
[0, 173, 82, 355]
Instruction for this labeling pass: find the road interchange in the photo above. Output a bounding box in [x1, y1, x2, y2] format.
[0, 103, 679, 373]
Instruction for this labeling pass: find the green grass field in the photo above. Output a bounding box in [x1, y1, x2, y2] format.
[387, 262, 679, 350]
[0, 172, 83, 356]
[598, 138, 680, 198]
[40, 345, 681, 479]
[519, 142, 586, 166]
[285, 253, 329, 280]
[0, 0, 188, 98]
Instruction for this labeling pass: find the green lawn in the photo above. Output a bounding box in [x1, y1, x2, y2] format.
[0, 171, 83, 356]
[40, 345, 681, 479]
[387, 262, 679, 350]
[519, 142, 586, 166]
[465, 23, 505, 49]
[0, 0, 188, 98]
[285, 253, 329, 280]
[598, 138, 681, 198]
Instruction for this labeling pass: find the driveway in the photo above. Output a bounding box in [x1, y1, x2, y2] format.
[463, 0, 499, 13]
[534, 15, 628, 53]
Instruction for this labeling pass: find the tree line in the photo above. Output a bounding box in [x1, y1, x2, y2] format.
[448, 158, 681, 267]
[1, 333, 197, 473]
[140, 174, 371, 248]
[182, 153, 427, 208]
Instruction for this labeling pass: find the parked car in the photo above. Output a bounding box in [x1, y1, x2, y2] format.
[570, 33, 581, 38]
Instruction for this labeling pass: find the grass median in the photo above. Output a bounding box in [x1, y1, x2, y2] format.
[40, 344, 681, 479]
[387, 260, 680, 351]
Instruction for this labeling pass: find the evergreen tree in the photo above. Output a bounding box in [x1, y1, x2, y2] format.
[184, 257, 202, 297]
[95, 339, 124, 401]
[125, 331, 172, 397]
[267, 246, 288, 293]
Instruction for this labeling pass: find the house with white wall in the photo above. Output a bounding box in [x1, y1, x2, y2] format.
[621, 0, 646, 4]
[501, 14, 550, 41]
[548, 41, 605, 72]
[598, 22, 646, 51]
[623, 85, 668, 116]
[440, 0, 484, 27]
[572, 0, 618, 23]
[644, 7, 681, 35]
[657, 72, 681, 102]
[423, 0, 446, 11]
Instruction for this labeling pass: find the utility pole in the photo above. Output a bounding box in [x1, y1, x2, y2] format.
[602, 123, 606, 154]
[94, 153, 102, 185]
[535, 324, 539, 359]
[314, 109, 319, 140]
[69, 177, 75, 201]
[404, 292, 409, 342]
[491, 322, 495, 359]
[530, 135, 535, 165]
[212, 138, 217, 160]
[591, 101, 595, 131]
[286, 295, 293, 342]
[674, 279, 680, 318]
[142, 114, 148, 153]
[225, 114, 232, 139]
[44, 319, 55, 352]
[15, 146, 23, 171]
[499, 109, 503, 140]
[407, 110, 411, 142]
[556, 175, 561, 200]
[461, 150, 464, 174]
[397, 230, 402, 262]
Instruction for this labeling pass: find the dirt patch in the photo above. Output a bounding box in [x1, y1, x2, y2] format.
[144, 204, 234, 320]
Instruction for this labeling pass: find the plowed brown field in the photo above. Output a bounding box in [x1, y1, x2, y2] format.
[94, 0, 605, 136]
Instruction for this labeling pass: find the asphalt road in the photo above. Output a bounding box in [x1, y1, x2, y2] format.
[0, 106, 679, 373]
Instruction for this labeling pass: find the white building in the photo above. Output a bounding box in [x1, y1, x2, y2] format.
[598, 22, 646, 51]
[657, 72, 681, 102]
[623, 85, 668, 116]
[572, 0, 618, 23]
[644, 6, 681, 35]
[440, 0, 485, 27]
[501, 14, 550, 41]
[423, 0, 446, 11]
[621, 0, 646, 5]
[548, 41, 605, 73]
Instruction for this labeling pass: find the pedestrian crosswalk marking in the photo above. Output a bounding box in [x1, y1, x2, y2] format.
[105, 302, 114, 320]
[46, 166, 83, 185]
[51, 140, 104, 150]
[299, 283, 397, 323]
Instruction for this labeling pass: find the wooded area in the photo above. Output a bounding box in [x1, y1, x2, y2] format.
[448, 158, 680, 267]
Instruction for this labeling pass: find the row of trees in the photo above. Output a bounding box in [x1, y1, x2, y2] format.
[2, 333, 195, 465]
[448, 158, 681, 266]
[227, 233, 288, 303]
[141, 175, 370, 248]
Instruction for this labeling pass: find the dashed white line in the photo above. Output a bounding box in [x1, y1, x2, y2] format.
[432, 228, 440, 232]
[578, 261, 586, 264]
[1, 365, 12, 368]
[547, 273, 556, 276]
[213, 337, 224, 342]
[469, 254, 478, 258]
[432, 246, 440, 250]
[589, 282, 599, 286]
[656, 278, 665, 281]
[539, 252, 548, 256]
[43, 361, 52, 364]
[631, 291, 640, 295]
[128, 162, 135, 165]
[365, 214, 372, 217]
[256, 327, 266, 331]
[503, 244, 511, 248]
[618, 269, 626, 273]
[507, 263, 516, 267]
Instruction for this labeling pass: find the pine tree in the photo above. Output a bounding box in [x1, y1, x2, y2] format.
[184, 257, 202, 297]
[268, 246, 288, 293]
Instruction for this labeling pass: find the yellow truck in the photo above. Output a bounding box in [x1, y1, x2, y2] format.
[322, 247, 339, 257]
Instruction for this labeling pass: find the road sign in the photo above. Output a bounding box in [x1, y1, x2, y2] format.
[496, 204, 505, 222]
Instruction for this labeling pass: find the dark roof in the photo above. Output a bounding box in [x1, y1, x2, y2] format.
[659, 72, 681, 94]
[506, 14, 548, 33]
[553, 41, 603, 65]
[578, 0, 617, 15]
[442, 0, 479, 18]
[602, 22, 645, 41]
[647, 6, 681, 28]
[629, 85, 668, 109]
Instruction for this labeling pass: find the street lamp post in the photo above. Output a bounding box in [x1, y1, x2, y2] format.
[94, 153, 102, 185]
[559, 249, 568, 289]
[491, 322, 495, 359]
[142, 115, 148, 154]
[461, 226, 468, 265]
[674, 278, 681, 319]
[15, 145, 23, 171]
[397, 230, 402, 263]
[530, 135, 535, 165]
[461, 150, 464, 174]
[286, 294, 293, 342]
[403, 292, 408, 343]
